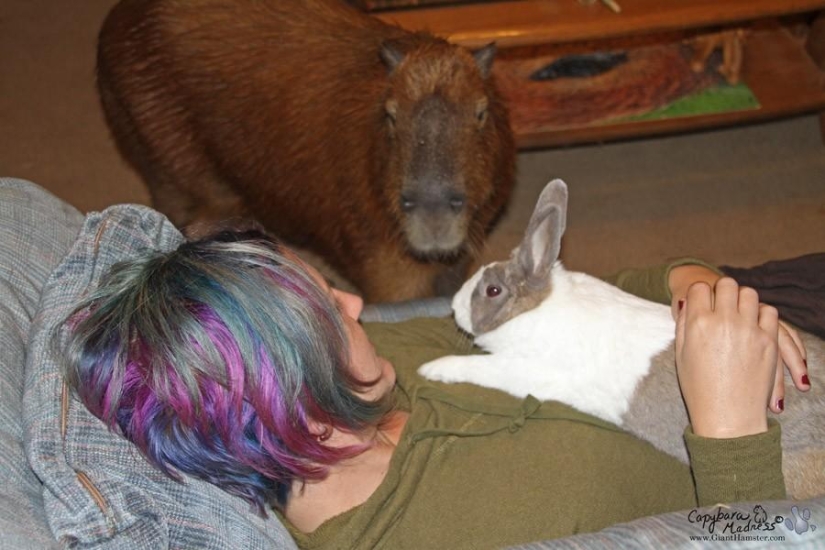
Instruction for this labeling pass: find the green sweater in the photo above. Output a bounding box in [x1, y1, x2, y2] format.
[280, 263, 785, 549]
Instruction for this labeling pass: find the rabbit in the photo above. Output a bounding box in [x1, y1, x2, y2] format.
[419, 178, 825, 500]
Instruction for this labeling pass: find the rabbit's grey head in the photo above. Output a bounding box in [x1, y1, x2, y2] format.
[453, 179, 568, 335]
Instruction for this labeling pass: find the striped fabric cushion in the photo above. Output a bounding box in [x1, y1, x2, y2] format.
[22, 197, 298, 548]
[0, 178, 83, 549]
[362, 296, 452, 323]
[507, 497, 825, 549]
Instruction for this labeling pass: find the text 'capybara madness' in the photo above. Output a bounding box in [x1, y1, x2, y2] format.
[97, 0, 517, 302]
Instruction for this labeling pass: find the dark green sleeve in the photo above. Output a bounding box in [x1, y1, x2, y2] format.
[684, 420, 786, 505]
[608, 261, 786, 503]
[603, 258, 721, 305]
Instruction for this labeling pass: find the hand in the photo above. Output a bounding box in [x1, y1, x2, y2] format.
[668, 264, 721, 320]
[770, 319, 811, 413]
[675, 277, 777, 438]
[669, 265, 811, 413]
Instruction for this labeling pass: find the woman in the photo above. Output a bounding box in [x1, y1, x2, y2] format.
[63, 227, 810, 549]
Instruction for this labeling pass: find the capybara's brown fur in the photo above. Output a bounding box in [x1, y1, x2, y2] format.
[96, 0, 516, 302]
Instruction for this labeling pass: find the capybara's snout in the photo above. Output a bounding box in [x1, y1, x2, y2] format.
[400, 185, 470, 256]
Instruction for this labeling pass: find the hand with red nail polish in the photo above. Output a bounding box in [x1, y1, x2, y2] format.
[668, 265, 721, 321]
[771, 319, 811, 414]
[669, 266, 811, 416]
[675, 278, 778, 439]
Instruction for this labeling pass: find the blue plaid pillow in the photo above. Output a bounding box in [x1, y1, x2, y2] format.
[0, 178, 82, 549]
[22, 198, 298, 548]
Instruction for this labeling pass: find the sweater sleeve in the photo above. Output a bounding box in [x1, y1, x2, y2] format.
[607, 261, 787, 504]
[604, 258, 722, 305]
[684, 419, 786, 505]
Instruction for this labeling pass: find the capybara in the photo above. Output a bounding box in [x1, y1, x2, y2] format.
[96, 0, 516, 302]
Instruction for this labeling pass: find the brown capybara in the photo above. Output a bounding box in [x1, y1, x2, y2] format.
[96, 0, 516, 303]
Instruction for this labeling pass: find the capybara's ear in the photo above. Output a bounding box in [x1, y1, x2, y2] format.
[473, 43, 497, 78]
[181, 217, 267, 242]
[379, 41, 406, 72]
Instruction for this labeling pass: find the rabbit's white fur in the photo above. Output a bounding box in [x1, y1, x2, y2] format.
[422, 261, 674, 424]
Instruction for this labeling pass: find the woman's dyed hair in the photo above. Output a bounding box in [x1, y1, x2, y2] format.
[63, 228, 392, 514]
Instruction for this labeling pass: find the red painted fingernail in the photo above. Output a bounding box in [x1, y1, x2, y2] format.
[802, 374, 810, 386]
[678, 299, 685, 311]
[778, 399, 784, 412]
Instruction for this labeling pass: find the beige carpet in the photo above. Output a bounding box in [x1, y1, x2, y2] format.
[2, 0, 825, 294]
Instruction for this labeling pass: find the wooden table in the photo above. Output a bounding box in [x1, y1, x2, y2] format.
[374, 0, 825, 149]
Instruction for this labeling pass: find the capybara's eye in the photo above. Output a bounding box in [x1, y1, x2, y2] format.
[476, 98, 489, 125]
[400, 195, 415, 212]
[486, 285, 501, 297]
[385, 99, 398, 126]
[449, 195, 465, 212]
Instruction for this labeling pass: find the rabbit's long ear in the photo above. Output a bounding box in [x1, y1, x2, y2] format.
[515, 179, 568, 289]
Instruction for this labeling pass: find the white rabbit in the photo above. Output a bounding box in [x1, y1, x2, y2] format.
[419, 178, 825, 499]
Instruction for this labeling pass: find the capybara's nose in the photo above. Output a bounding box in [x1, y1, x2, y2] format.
[448, 195, 465, 213]
[400, 189, 466, 214]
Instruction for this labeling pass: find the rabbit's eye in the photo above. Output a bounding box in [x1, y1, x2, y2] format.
[485, 285, 502, 297]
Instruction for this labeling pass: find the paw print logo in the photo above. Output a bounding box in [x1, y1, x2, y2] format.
[784, 506, 818, 535]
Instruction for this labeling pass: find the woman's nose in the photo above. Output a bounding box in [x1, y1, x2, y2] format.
[334, 289, 363, 320]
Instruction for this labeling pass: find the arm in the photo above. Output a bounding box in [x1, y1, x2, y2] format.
[685, 421, 785, 504]
[677, 277, 786, 503]
[608, 260, 810, 409]
[603, 258, 721, 306]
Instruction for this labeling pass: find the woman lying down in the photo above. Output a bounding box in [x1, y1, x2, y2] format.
[62, 227, 812, 549]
